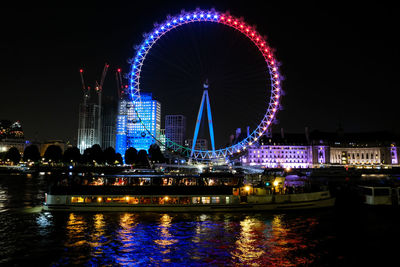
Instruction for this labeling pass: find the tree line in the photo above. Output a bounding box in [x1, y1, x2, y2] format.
[0, 143, 166, 167]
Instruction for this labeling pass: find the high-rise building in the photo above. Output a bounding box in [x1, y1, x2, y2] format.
[115, 98, 128, 156]
[77, 102, 101, 153]
[165, 115, 186, 150]
[127, 92, 161, 151]
[101, 96, 117, 149]
[116, 92, 161, 156]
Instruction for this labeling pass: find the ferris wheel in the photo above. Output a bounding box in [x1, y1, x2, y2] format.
[129, 9, 282, 160]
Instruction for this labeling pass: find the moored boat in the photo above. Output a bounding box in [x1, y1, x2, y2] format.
[43, 173, 335, 212]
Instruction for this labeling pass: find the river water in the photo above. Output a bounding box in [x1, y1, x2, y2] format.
[1, 173, 399, 266]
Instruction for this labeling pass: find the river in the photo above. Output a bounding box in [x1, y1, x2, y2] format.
[0, 173, 399, 266]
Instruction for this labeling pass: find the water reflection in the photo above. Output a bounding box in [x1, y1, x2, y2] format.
[115, 213, 138, 265]
[63, 213, 88, 265]
[90, 213, 106, 250]
[10, 209, 323, 266]
[228, 214, 320, 266]
[232, 216, 266, 264]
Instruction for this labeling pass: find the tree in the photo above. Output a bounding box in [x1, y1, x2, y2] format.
[43, 145, 62, 162]
[136, 149, 150, 168]
[82, 147, 93, 164]
[91, 144, 104, 164]
[23, 145, 40, 162]
[148, 143, 165, 163]
[125, 147, 137, 165]
[63, 146, 81, 163]
[104, 147, 116, 165]
[5, 147, 21, 164]
[115, 153, 123, 165]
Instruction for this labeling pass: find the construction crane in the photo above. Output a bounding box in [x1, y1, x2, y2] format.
[115, 68, 123, 99]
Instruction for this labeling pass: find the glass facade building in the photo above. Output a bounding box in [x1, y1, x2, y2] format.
[165, 115, 186, 150]
[77, 103, 101, 153]
[116, 93, 161, 156]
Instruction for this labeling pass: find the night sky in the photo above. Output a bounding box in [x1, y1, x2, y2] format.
[1, 2, 398, 148]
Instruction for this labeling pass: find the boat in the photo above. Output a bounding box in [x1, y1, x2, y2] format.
[357, 174, 400, 206]
[43, 172, 335, 212]
[358, 186, 400, 206]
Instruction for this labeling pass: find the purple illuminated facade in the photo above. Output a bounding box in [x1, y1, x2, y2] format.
[240, 131, 399, 168]
[242, 145, 313, 168]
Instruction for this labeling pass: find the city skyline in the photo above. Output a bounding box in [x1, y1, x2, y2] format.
[1, 2, 398, 144]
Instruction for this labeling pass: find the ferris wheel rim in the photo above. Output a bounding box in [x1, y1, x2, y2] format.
[129, 9, 282, 159]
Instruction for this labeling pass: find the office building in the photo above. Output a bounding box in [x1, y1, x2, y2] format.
[116, 92, 161, 155]
[165, 115, 186, 150]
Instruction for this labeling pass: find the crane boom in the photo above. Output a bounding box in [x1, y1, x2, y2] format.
[99, 63, 109, 91]
[79, 69, 86, 91]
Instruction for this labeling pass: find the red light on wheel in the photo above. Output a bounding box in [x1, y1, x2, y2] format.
[117, 68, 121, 72]
[79, 69, 83, 73]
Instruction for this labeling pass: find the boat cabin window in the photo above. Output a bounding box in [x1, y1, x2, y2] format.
[71, 197, 84, 203]
[179, 197, 190, 205]
[374, 188, 390, 196]
[211, 197, 220, 204]
[152, 197, 178, 204]
[140, 197, 152, 204]
[126, 197, 139, 204]
[202, 197, 211, 204]
[192, 197, 201, 204]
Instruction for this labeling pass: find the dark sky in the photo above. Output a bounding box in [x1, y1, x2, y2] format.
[1, 1, 398, 147]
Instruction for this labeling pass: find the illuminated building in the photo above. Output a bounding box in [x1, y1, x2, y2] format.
[77, 102, 100, 153]
[127, 92, 161, 151]
[115, 98, 128, 156]
[244, 145, 313, 168]
[0, 120, 24, 139]
[165, 115, 186, 150]
[0, 120, 29, 154]
[240, 130, 400, 168]
[185, 138, 208, 151]
[116, 92, 161, 155]
[101, 96, 117, 149]
[158, 129, 166, 152]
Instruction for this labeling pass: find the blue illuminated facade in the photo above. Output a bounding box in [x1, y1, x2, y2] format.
[115, 93, 161, 157]
[115, 99, 128, 156]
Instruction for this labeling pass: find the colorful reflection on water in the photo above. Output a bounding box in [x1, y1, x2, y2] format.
[2, 174, 400, 266]
[38, 212, 322, 266]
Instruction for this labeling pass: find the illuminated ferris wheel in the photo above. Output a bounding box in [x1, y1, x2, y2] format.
[129, 9, 282, 160]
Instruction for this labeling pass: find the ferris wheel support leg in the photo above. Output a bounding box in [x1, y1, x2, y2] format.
[191, 92, 206, 157]
[205, 90, 216, 155]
